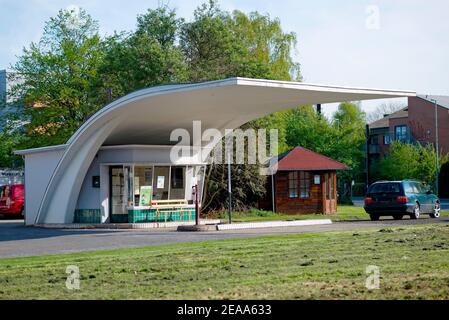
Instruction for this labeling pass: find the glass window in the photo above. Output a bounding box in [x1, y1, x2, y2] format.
[134, 166, 153, 205]
[124, 165, 134, 207]
[369, 183, 401, 194]
[191, 166, 205, 204]
[395, 126, 408, 142]
[171, 167, 184, 189]
[300, 172, 310, 199]
[111, 167, 126, 215]
[153, 167, 170, 200]
[403, 182, 414, 194]
[170, 167, 186, 199]
[384, 134, 390, 145]
[113, 164, 196, 209]
[410, 183, 419, 194]
[0, 185, 11, 208]
[414, 182, 427, 194]
[130, 165, 191, 205]
[288, 172, 298, 198]
[404, 182, 423, 194]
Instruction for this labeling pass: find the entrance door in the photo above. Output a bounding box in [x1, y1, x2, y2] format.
[110, 166, 127, 223]
[323, 173, 337, 214]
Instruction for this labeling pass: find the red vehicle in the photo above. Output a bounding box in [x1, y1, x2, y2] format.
[0, 184, 25, 216]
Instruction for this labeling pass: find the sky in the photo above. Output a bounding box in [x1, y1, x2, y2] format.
[1, 0, 448, 118]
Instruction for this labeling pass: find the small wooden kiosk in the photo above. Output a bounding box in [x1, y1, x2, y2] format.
[260, 147, 349, 215]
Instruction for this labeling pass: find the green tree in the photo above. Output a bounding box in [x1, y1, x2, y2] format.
[252, 111, 291, 154]
[284, 105, 336, 155]
[0, 108, 26, 168]
[180, 1, 236, 81]
[180, 0, 300, 82]
[331, 102, 366, 172]
[0, 131, 23, 168]
[331, 102, 367, 201]
[11, 8, 105, 148]
[375, 142, 448, 187]
[97, 7, 188, 102]
[231, 10, 301, 81]
[285, 102, 366, 170]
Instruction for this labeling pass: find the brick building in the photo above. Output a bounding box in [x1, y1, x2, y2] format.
[369, 95, 449, 159]
[368, 95, 449, 195]
[260, 147, 349, 215]
[0, 69, 20, 118]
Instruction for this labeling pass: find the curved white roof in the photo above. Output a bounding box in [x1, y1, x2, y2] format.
[71, 77, 416, 146]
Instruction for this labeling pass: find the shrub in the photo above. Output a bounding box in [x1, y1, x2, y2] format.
[352, 182, 367, 197]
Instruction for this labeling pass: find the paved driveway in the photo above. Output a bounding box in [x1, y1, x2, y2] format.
[1, 218, 448, 258]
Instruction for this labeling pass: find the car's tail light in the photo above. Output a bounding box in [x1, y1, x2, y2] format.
[365, 197, 373, 205]
[396, 196, 408, 204]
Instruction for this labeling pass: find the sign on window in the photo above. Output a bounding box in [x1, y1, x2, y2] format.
[157, 176, 165, 189]
[139, 186, 152, 206]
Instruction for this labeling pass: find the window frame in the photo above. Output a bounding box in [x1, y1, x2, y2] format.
[119, 164, 206, 207]
[171, 167, 185, 190]
[394, 125, 408, 142]
[299, 171, 311, 199]
[288, 172, 299, 199]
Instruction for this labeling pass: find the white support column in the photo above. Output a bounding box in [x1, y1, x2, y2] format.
[100, 165, 110, 223]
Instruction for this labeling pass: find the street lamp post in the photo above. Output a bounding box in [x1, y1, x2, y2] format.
[192, 185, 200, 226]
[365, 124, 370, 190]
[431, 99, 440, 196]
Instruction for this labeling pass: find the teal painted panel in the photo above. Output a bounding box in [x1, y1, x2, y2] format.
[73, 209, 196, 224]
[74, 209, 101, 224]
[128, 208, 196, 223]
[111, 214, 129, 224]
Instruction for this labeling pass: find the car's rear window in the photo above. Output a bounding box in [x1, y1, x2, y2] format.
[369, 183, 401, 194]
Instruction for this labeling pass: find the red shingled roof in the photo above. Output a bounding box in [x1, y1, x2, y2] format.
[275, 147, 350, 171]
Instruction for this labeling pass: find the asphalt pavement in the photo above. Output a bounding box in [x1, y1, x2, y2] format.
[0, 217, 447, 258]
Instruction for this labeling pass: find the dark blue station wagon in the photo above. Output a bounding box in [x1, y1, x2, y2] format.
[364, 180, 441, 221]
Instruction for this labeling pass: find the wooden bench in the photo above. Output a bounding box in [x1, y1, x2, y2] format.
[151, 200, 192, 223]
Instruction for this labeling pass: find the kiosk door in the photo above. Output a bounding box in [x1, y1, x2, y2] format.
[110, 166, 127, 223]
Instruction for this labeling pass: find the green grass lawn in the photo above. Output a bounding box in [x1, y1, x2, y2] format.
[1, 224, 449, 300]
[217, 206, 449, 223]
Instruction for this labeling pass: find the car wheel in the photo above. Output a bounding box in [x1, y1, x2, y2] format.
[410, 203, 420, 220]
[393, 215, 404, 220]
[430, 202, 441, 219]
[370, 214, 380, 221]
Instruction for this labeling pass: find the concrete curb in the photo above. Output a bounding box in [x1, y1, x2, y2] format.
[35, 219, 332, 231]
[36, 220, 221, 230]
[216, 219, 333, 231]
[177, 225, 217, 232]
